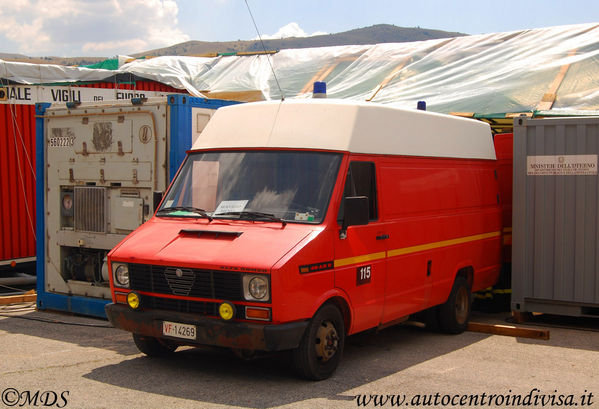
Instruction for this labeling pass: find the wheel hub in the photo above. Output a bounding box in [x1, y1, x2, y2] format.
[455, 286, 469, 325]
[314, 320, 338, 362]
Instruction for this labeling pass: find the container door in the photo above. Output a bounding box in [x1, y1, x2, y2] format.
[334, 160, 388, 333]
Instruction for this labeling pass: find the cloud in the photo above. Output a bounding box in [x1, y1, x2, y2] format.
[254, 22, 328, 40]
[0, 0, 190, 56]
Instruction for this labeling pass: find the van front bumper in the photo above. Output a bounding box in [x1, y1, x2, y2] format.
[105, 303, 309, 351]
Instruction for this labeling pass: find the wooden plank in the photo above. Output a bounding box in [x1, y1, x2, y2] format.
[0, 290, 36, 305]
[366, 37, 455, 102]
[536, 50, 576, 111]
[300, 63, 339, 94]
[202, 90, 265, 102]
[505, 112, 533, 118]
[511, 311, 534, 324]
[450, 112, 475, 118]
[366, 58, 411, 101]
[468, 321, 550, 340]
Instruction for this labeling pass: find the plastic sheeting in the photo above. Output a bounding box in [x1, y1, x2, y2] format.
[0, 60, 113, 85]
[2, 22, 599, 115]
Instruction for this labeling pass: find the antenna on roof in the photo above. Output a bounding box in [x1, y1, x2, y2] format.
[244, 0, 285, 101]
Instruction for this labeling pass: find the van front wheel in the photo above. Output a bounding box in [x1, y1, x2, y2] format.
[292, 304, 345, 380]
[438, 276, 471, 334]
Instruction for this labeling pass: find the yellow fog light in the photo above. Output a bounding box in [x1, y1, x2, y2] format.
[219, 302, 235, 321]
[127, 292, 140, 309]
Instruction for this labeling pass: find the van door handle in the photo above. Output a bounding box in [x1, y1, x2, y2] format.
[376, 234, 390, 240]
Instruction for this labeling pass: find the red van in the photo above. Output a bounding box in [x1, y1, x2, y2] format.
[105, 100, 502, 380]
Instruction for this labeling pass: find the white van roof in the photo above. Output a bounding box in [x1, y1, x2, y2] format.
[192, 99, 496, 160]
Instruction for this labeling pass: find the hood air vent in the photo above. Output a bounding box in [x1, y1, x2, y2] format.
[179, 229, 243, 239]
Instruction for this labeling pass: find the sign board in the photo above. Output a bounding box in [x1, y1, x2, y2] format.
[0, 85, 179, 105]
[527, 155, 598, 176]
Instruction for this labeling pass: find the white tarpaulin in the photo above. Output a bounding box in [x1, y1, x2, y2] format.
[2, 22, 599, 114]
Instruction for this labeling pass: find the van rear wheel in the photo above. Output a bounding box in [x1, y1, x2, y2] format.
[438, 276, 471, 334]
[133, 334, 178, 356]
[292, 304, 345, 381]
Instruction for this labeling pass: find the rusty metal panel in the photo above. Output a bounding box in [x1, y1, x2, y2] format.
[512, 116, 599, 317]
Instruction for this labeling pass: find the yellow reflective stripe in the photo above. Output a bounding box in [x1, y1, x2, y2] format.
[334, 251, 386, 268]
[387, 231, 501, 258]
[492, 288, 512, 294]
[333, 231, 501, 268]
[502, 226, 513, 245]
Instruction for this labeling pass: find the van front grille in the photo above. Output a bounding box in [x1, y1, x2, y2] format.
[128, 264, 243, 301]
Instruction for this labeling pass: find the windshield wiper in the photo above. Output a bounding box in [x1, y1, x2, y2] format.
[215, 211, 286, 226]
[156, 206, 213, 221]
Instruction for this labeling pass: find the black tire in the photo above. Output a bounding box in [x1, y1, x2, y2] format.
[292, 304, 345, 381]
[133, 334, 178, 357]
[438, 276, 471, 334]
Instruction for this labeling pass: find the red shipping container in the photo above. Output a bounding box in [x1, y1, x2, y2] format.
[0, 103, 37, 270]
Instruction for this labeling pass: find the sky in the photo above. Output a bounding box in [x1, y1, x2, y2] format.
[0, 0, 597, 57]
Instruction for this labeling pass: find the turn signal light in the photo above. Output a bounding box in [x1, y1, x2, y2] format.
[246, 307, 270, 321]
[115, 292, 128, 304]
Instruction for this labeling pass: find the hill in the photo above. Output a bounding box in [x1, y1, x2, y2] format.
[0, 24, 467, 65]
[137, 24, 467, 57]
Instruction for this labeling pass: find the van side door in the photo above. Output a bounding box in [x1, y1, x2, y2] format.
[334, 160, 389, 334]
[379, 159, 433, 322]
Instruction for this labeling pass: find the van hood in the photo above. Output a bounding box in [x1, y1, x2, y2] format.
[110, 217, 315, 271]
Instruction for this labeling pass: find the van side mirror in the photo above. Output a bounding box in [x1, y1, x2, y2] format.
[340, 196, 369, 239]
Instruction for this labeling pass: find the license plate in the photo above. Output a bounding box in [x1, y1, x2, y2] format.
[162, 321, 196, 340]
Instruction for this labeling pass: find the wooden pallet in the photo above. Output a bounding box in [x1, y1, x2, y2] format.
[0, 290, 36, 305]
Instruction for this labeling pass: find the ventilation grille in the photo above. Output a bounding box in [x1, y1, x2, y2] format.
[74, 187, 107, 232]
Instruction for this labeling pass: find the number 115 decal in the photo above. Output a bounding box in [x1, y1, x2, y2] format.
[356, 265, 372, 286]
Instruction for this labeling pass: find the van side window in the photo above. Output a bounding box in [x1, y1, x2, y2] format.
[338, 161, 378, 221]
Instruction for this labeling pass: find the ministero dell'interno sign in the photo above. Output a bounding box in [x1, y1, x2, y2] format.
[527, 155, 598, 176]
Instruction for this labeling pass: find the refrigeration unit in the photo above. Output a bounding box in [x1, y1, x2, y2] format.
[35, 95, 238, 317]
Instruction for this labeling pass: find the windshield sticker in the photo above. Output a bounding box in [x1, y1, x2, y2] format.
[170, 210, 194, 216]
[295, 212, 315, 222]
[214, 200, 249, 214]
[164, 200, 174, 208]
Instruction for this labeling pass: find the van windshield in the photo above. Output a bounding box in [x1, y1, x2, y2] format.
[158, 151, 342, 224]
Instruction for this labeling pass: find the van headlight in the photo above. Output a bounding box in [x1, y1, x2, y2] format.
[112, 263, 130, 288]
[243, 275, 269, 302]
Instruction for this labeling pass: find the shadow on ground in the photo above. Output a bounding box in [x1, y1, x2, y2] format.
[0, 306, 138, 355]
[84, 325, 490, 408]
